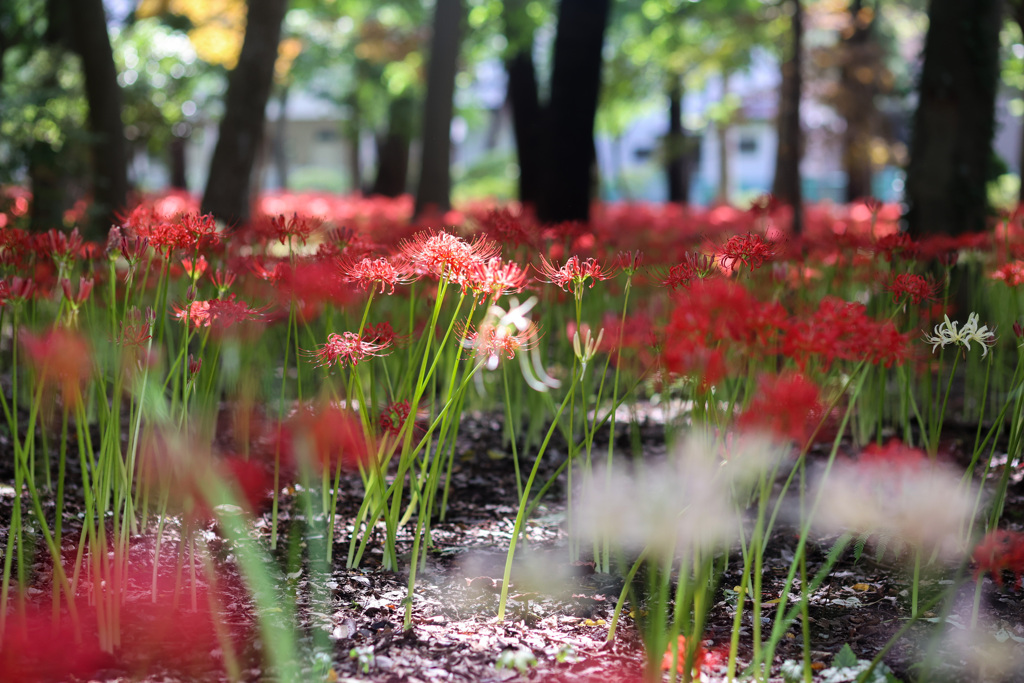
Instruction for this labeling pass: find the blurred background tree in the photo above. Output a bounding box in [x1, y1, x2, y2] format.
[5, 0, 1024, 236]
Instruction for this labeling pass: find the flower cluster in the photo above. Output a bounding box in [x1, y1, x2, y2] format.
[312, 331, 391, 368]
[924, 312, 996, 358]
[536, 255, 615, 296]
[886, 272, 938, 304]
[719, 232, 776, 273]
[972, 530, 1024, 588]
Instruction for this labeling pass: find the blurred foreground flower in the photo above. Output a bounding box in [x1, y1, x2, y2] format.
[572, 434, 787, 558]
[813, 440, 974, 559]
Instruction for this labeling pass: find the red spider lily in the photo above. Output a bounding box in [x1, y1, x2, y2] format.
[363, 321, 397, 346]
[257, 212, 322, 245]
[312, 331, 391, 368]
[535, 254, 615, 294]
[399, 229, 501, 283]
[0, 226, 32, 268]
[738, 372, 821, 444]
[274, 257, 356, 311]
[0, 275, 35, 306]
[783, 297, 910, 371]
[719, 232, 776, 273]
[886, 272, 939, 304]
[173, 296, 264, 330]
[175, 212, 222, 252]
[282, 402, 372, 471]
[341, 255, 414, 294]
[476, 207, 538, 249]
[60, 276, 94, 305]
[858, 438, 927, 468]
[663, 344, 726, 392]
[874, 232, 919, 262]
[380, 400, 411, 437]
[992, 261, 1024, 287]
[664, 278, 787, 353]
[972, 529, 1024, 588]
[20, 328, 93, 405]
[43, 227, 84, 266]
[465, 257, 528, 302]
[660, 252, 717, 291]
[180, 254, 209, 281]
[209, 267, 237, 295]
[617, 249, 644, 276]
[661, 635, 708, 676]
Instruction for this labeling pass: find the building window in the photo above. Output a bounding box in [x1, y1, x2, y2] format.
[738, 134, 758, 155]
[316, 129, 338, 142]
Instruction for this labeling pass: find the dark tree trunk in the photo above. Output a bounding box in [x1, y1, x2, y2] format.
[372, 94, 414, 197]
[503, 0, 544, 209]
[839, 0, 876, 202]
[29, 140, 66, 233]
[771, 0, 803, 234]
[169, 135, 188, 190]
[537, 0, 611, 224]
[201, 0, 289, 226]
[414, 0, 464, 217]
[68, 0, 128, 236]
[272, 84, 290, 190]
[666, 76, 689, 204]
[345, 91, 362, 194]
[905, 0, 1001, 237]
[1014, 2, 1024, 204]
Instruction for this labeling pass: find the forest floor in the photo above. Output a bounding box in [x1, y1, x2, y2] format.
[3, 410, 1024, 682]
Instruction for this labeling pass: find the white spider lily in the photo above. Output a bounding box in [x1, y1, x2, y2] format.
[924, 312, 996, 358]
[572, 325, 604, 370]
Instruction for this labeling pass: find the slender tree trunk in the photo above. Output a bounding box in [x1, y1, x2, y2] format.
[716, 120, 730, 204]
[666, 76, 689, 204]
[414, 0, 464, 217]
[272, 84, 289, 190]
[201, 0, 289, 226]
[68, 0, 128, 236]
[772, 0, 804, 234]
[29, 140, 66, 233]
[503, 0, 544, 209]
[169, 135, 188, 190]
[537, 0, 611, 224]
[372, 94, 414, 197]
[840, 0, 876, 202]
[346, 91, 363, 193]
[905, 0, 1001, 237]
[1014, 3, 1024, 204]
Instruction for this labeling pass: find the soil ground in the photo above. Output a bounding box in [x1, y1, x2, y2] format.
[2, 410, 1024, 682]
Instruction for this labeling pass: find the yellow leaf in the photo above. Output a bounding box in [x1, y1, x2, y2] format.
[852, 583, 871, 592]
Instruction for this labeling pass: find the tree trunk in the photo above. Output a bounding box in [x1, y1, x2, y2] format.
[414, 0, 464, 217]
[666, 76, 689, 204]
[169, 135, 188, 190]
[372, 94, 414, 197]
[839, 0, 876, 202]
[345, 91, 362, 194]
[272, 84, 289, 191]
[1014, 3, 1024, 204]
[29, 140, 66, 233]
[716, 118, 730, 204]
[503, 0, 544, 209]
[772, 0, 803, 235]
[537, 0, 611, 224]
[201, 0, 289, 226]
[68, 0, 128, 236]
[905, 0, 1001, 237]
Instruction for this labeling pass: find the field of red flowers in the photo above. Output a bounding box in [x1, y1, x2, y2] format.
[2, 191, 1024, 682]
